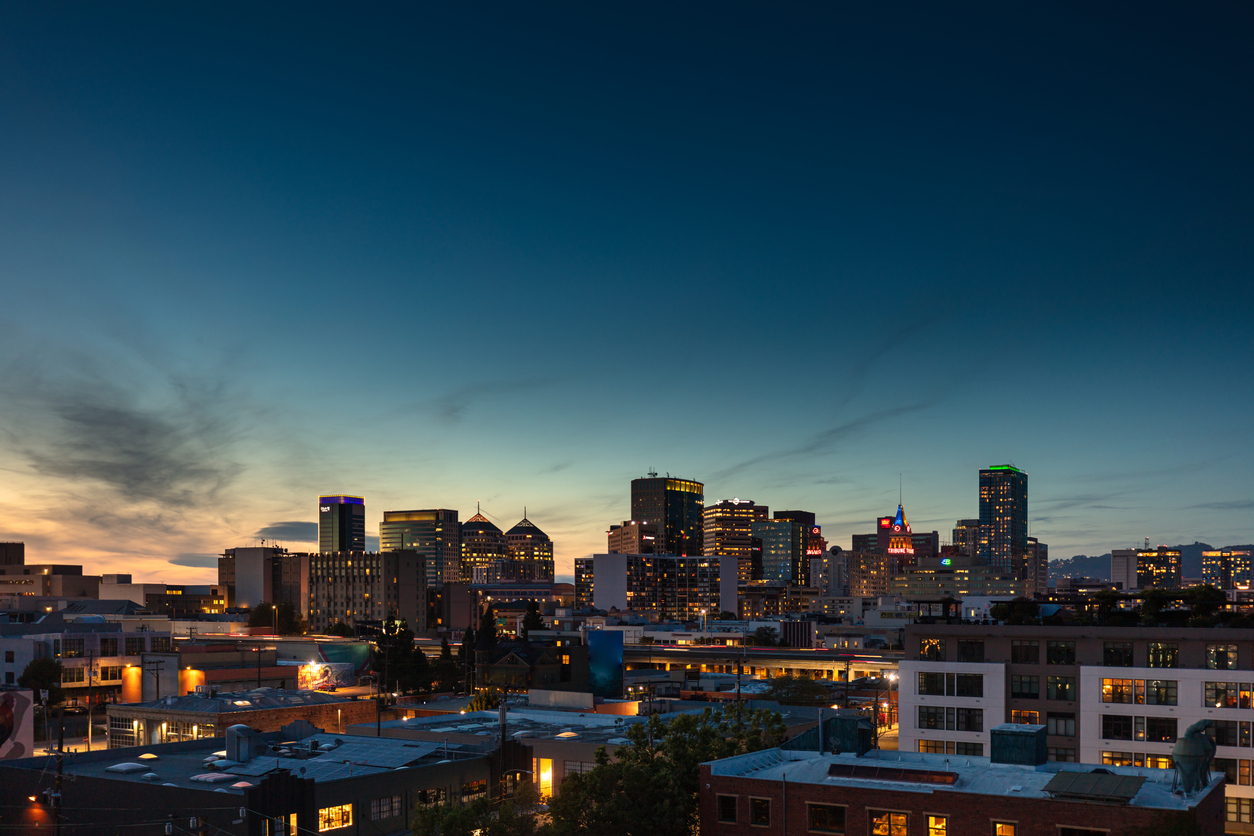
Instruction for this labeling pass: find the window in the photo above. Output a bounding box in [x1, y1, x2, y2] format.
[1048, 747, 1077, 762]
[920, 639, 945, 662]
[1011, 641, 1038, 664]
[1046, 641, 1075, 665]
[1103, 751, 1133, 767]
[61, 638, 84, 659]
[416, 788, 447, 808]
[751, 798, 771, 826]
[99, 638, 117, 657]
[1215, 758, 1239, 785]
[718, 795, 737, 824]
[957, 640, 984, 663]
[955, 742, 983, 756]
[870, 811, 907, 836]
[1147, 643, 1178, 668]
[151, 637, 172, 653]
[318, 804, 352, 832]
[1103, 714, 1133, 740]
[928, 816, 948, 836]
[956, 707, 983, 732]
[4, 673, 11, 684]
[101, 666, 122, 681]
[1010, 674, 1039, 699]
[918, 740, 945, 753]
[1011, 710, 1039, 724]
[1146, 717, 1177, 743]
[1047, 676, 1076, 700]
[1144, 680, 1177, 706]
[809, 804, 846, 833]
[1047, 712, 1076, 737]
[1206, 682, 1240, 708]
[369, 796, 401, 821]
[1102, 679, 1133, 704]
[918, 672, 945, 696]
[61, 667, 84, 684]
[1103, 642, 1133, 667]
[918, 706, 945, 730]
[994, 823, 1016, 836]
[461, 780, 487, 801]
[564, 761, 596, 776]
[1208, 644, 1238, 670]
[1227, 797, 1253, 824]
[4, 651, 13, 663]
[955, 674, 983, 697]
[1212, 721, 1240, 747]
[125, 637, 145, 656]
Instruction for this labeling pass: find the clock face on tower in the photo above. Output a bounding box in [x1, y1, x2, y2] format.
[893, 524, 902, 532]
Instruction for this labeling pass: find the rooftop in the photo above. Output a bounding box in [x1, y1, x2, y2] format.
[108, 687, 357, 715]
[361, 707, 670, 746]
[706, 748, 1220, 811]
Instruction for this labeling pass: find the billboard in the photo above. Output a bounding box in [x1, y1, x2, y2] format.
[587, 631, 624, 700]
[296, 662, 356, 690]
[0, 689, 35, 760]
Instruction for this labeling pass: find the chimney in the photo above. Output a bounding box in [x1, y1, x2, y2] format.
[989, 723, 1047, 766]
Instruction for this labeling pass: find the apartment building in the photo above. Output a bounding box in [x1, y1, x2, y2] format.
[901, 624, 1254, 833]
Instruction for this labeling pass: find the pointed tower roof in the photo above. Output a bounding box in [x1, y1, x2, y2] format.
[891, 504, 910, 533]
[462, 513, 502, 535]
[506, 516, 549, 540]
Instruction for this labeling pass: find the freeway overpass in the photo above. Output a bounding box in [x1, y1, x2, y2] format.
[624, 644, 901, 681]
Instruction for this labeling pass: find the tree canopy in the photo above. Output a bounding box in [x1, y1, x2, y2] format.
[521, 601, 544, 640]
[373, 619, 430, 695]
[18, 658, 63, 705]
[762, 674, 831, 706]
[248, 601, 306, 635]
[325, 621, 355, 638]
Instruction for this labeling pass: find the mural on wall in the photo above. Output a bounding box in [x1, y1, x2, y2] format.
[296, 662, 356, 690]
[0, 690, 35, 759]
[587, 631, 624, 699]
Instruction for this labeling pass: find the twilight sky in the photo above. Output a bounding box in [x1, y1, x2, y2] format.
[1, 3, 1252, 584]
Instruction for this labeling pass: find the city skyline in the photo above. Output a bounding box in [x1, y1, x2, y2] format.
[1, 4, 1252, 583]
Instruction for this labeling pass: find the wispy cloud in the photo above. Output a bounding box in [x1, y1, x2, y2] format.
[171, 553, 220, 568]
[255, 521, 318, 541]
[1189, 500, 1254, 511]
[413, 377, 568, 426]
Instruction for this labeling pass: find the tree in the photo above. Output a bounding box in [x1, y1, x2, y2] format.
[440, 633, 454, 661]
[18, 658, 62, 705]
[411, 782, 541, 836]
[762, 674, 830, 706]
[521, 601, 544, 640]
[750, 626, 778, 647]
[468, 688, 502, 712]
[326, 621, 355, 638]
[547, 705, 786, 836]
[374, 619, 431, 695]
[718, 611, 738, 620]
[478, 605, 499, 650]
[989, 597, 1039, 625]
[249, 601, 306, 635]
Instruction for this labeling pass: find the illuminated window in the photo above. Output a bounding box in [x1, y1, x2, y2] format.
[533, 758, 553, 796]
[318, 804, 352, 831]
[1102, 679, 1133, 703]
[994, 823, 1016, 836]
[870, 810, 907, 836]
[928, 816, 947, 836]
[1011, 710, 1039, 725]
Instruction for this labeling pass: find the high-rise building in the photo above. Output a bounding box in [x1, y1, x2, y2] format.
[978, 465, 1028, 573]
[0, 542, 24, 566]
[380, 509, 460, 587]
[607, 520, 660, 554]
[574, 557, 594, 609]
[306, 550, 426, 633]
[1022, 536, 1049, 596]
[775, 511, 828, 567]
[703, 499, 768, 583]
[319, 495, 365, 553]
[586, 553, 736, 620]
[1203, 549, 1253, 589]
[221, 546, 309, 613]
[1136, 546, 1182, 590]
[752, 516, 808, 585]
[460, 513, 509, 583]
[504, 515, 555, 582]
[952, 519, 981, 557]
[630, 474, 705, 556]
[851, 505, 936, 567]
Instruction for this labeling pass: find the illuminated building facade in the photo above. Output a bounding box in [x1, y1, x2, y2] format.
[306, 550, 426, 633]
[586, 553, 736, 620]
[460, 513, 509, 582]
[752, 517, 808, 585]
[607, 520, 660, 554]
[380, 508, 461, 587]
[952, 518, 981, 557]
[888, 554, 1028, 599]
[851, 504, 936, 567]
[319, 495, 365, 553]
[703, 498, 768, 583]
[503, 516, 555, 582]
[630, 475, 705, 556]
[574, 557, 593, 609]
[848, 550, 897, 598]
[978, 465, 1028, 573]
[1204, 550, 1253, 589]
[1136, 546, 1182, 590]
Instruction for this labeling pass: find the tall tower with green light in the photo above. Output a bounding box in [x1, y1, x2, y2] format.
[978, 465, 1027, 573]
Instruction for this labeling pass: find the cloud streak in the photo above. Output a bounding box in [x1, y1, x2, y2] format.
[255, 521, 318, 541]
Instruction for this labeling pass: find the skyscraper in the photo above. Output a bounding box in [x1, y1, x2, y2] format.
[978, 464, 1028, 573]
[319, 495, 365, 553]
[630, 474, 704, 556]
[504, 515, 555, 582]
[752, 515, 809, 585]
[607, 520, 660, 554]
[379, 508, 460, 587]
[460, 512, 509, 582]
[703, 498, 767, 582]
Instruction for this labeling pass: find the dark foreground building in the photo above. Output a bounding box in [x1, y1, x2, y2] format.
[1, 722, 493, 835]
[700, 726, 1224, 836]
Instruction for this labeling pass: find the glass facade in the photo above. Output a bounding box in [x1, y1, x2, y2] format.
[978, 465, 1027, 573]
[631, 477, 704, 556]
[319, 495, 365, 553]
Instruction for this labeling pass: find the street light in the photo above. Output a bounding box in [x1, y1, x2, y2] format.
[874, 672, 898, 748]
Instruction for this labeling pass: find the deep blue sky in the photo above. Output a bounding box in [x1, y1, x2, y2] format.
[1, 3, 1251, 582]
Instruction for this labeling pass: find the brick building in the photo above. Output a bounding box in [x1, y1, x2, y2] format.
[701, 729, 1224, 836]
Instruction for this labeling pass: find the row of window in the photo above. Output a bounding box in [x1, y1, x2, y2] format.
[1101, 752, 1174, 769]
[60, 665, 125, 684]
[918, 740, 983, 756]
[716, 799, 1084, 836]
[922, 638, 1241, 669]
[918, 673, 983, 697]
[1100, 679, 1178, 705]
[1102, 715, 1177, 743]
[55, 637, 167, 658]
[918, 707, 984, 732]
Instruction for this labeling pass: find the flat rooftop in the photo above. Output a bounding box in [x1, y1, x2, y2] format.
[109, 687, 358, 714]
[359, 708, 666, 746]
[706, 748, 1221, 811]
[11, 731, 476, 794]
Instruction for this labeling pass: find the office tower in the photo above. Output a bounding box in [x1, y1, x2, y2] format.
[703, 498, 768, 582]
[319, 495, 366, 553]
[847, 551, 896, 597]
[221, 546, 310, 613]
[952, 519, 981, 557]
[380, 509, 460, 587]
[0, 542, 24, 566]
[586, 553, 736, 620]
[607, 520, 660, 554]
[1203, 549, 1253, 589]
[504, 515, 555, 582]
[574, 557, 594, 609]
[752, 516, 808, 585]
[307, 550, 425, 633]
[851, 532, 878, 552]
[978, 464, 1028, 573]
[1136, 546, 1182, 589]
[1110, 549, 1138, 591]
[630, 474, 705, 556]
[460, 512, 509, 582]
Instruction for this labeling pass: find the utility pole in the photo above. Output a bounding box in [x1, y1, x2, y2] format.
[85, 652, 95, 752]
[53, 705, 64, 836]
[145, 659, 166, 702]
